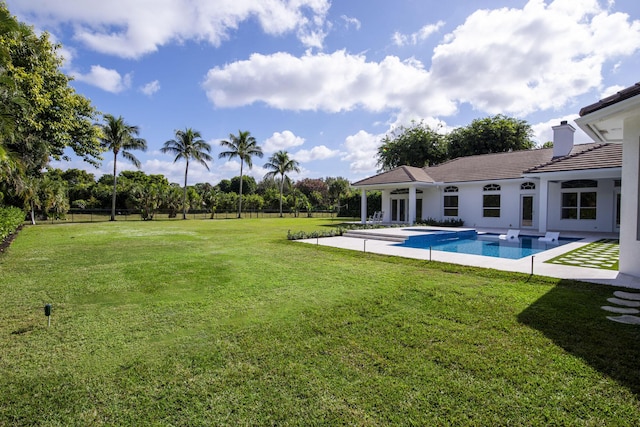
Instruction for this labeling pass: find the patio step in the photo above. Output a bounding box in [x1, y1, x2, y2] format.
[342, 230, 406, 243]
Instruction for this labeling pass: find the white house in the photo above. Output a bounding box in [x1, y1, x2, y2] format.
[575, 82, 640, 278]
[353, 122, 622, 234]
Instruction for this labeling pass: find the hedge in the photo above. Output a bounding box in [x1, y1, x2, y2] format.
[0, 206, 25, 241]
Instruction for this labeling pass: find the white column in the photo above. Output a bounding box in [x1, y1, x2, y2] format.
[538, 177, 548, 233]
[408, 187, 416, 225]
[360, 189, 367, 224]
[620, 115, 640, 277]
[381, 190, 390, 222]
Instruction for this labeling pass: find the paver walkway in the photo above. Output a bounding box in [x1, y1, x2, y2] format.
[546, 239, 619, 270]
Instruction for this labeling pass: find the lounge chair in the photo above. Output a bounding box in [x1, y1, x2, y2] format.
[367, 211, 380, 224]
[538, 231, 560, 242]
[499, 229, 520, 240]
[376, 211, 384, 224]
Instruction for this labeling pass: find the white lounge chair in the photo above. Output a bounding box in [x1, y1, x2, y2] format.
[538, 231, 560, 242]
[376, 211, 384, 224]
[499, 229, 520, 240]
[367, 211, 380, 224]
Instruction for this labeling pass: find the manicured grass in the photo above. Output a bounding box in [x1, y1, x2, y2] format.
[546, 239, 620, 271]
[1, 219, 639, 425]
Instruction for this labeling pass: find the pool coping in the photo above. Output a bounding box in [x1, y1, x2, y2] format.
[296, 227, 640, 289]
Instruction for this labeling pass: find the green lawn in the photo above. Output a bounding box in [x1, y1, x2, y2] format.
[1, 219, 639, 425]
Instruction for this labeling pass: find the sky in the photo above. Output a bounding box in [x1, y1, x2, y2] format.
[6, 0, 640, 186]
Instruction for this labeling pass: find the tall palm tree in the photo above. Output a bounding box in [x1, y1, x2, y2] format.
[263, 150, 300, 217]
[218, 130, 263, 218]
[99, 114, 147, 221]
[161, 128, 212, 219]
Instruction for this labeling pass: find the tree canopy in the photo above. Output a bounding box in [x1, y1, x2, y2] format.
[377, 121, 447, 172]
[0, 3, 101, 206]
[376, 115, 536, 171]
[446, 114, 535, 159]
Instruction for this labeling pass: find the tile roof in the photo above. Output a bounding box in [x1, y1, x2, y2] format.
[579, 82, 640, 116]
[525, 143, 622, 174]
[352, 165, 435, 186]
[353, 143, 622, 187]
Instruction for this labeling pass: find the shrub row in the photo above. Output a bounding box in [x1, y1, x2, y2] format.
[416, 217, 465, 227]
[0, 206, 25, 241]
[286, 223, 405, 240]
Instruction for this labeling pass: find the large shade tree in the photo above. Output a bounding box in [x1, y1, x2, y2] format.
[99, 114, 147, 221]
[161, 128, 212, 219]
[377, 120, 447, 172]
[446, 114, 535, 159]
[263, 150, 300, 217]
[0, 3, 101, 206]
[218, 130, 263, 218]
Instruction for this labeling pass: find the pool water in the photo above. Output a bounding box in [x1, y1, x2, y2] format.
[397, 230, 578, 260]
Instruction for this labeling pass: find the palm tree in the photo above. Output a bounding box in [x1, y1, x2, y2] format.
[218, 130, 263, 218]
[161, 128, 212, 219]
[263, 150, 300, 217]
[99, 114, 147, 221]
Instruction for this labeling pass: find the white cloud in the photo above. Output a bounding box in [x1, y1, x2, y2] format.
[263, 130, 305, 153]
[292, 145, 339, 162]
[72, 65, 132, 93]
[393, 21, 445, 46]
[341, 15, 361, 30]
[430, 0, 640, 115]
[203, 50, 456, 117]
[140, 80, 161, 96]
[600, 85, 625, 99]
[9, 0, 331, 58]
[341, 130, 381, 176]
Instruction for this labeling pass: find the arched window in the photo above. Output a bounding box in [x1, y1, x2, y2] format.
[521, 182, 536, 190]
[482, 184, 500, 217]
[483, 184, 501, 192]
[443, 186, 458, 217]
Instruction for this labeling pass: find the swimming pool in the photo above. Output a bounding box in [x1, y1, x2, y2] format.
[397, 230, 578, 260]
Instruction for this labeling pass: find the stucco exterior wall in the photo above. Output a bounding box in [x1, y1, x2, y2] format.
[545, 179, 619, 233]
[620, 116, 640, 277]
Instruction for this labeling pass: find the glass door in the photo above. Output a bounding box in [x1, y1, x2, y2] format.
[521, 195, 534, 228]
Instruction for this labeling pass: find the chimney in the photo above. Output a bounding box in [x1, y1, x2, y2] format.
[552, 120, 575, 158]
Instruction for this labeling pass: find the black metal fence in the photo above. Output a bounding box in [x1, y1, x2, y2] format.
[35, 209, 354, 224]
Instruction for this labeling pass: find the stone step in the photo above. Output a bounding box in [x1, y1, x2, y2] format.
[613, 291, 640, 301]
[601, 305, 640, 314]
[607, 297, 640, 307]
[342, 230, 406, 243]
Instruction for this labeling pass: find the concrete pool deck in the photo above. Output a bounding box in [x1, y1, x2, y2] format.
[297, 227, 640, 289]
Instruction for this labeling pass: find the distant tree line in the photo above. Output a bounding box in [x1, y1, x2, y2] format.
[26, 168, 357, 221]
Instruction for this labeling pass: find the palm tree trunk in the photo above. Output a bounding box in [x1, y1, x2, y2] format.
[238, 160, 244, 218]
[30, 201, 36, 225]
[182, 160, 189, 220]
[110, 153, 117, 221]
[279, 174, 284, 218]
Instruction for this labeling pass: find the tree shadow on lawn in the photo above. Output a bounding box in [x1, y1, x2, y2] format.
[518, 279, 640, 396]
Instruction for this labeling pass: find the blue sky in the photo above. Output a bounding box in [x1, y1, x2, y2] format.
[7, 0, 640, 185]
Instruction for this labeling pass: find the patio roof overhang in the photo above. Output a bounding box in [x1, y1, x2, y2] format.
[575, 85, 640, 142]
[522, 167, 622, 181]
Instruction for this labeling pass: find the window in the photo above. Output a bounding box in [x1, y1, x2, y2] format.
[443, 186, 459, 216]
[483, 184, 500, 217]
[444, 195, 458, 217]
[561, 180, 597, 220]
[521, 182, 536, 190]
